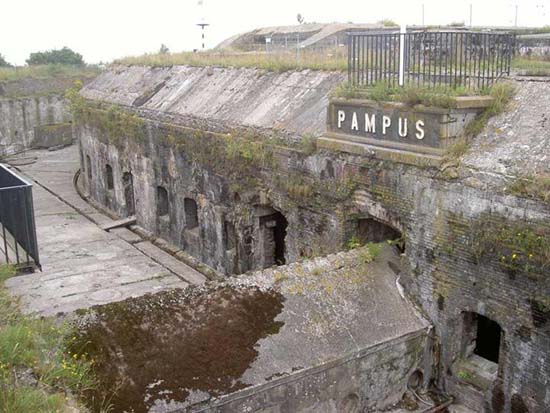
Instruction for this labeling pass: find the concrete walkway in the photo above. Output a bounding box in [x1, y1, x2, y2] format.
[5, 146, 206, 316]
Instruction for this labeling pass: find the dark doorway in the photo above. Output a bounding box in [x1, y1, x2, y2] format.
[260, 211, 287, 267]
[356, 218, 401, 244]
[105, 164, 114, 190]
[157, 186, 169, 217]
[122, 172, 135, 216]
[184, 198, 199, 229]
[474, 314, 502, 363]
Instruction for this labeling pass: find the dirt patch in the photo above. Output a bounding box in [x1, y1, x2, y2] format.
[69, 285, 285, 413]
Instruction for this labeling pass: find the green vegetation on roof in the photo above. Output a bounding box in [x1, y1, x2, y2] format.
[332, 81, 482, 108]
[512, 57, 550, 76]
[114, 50, 347, 72]
[0, 64, 100, 83]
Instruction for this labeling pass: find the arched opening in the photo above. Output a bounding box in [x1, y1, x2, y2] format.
[157, 186, 169, 217]
[184, 198, 198, 229]
[122, 172, 135, 216]
[351, 217, 403, 252]
[86, 155, 92, 180]
[105, 164, 114, 190]
[259, 210, 287, 268]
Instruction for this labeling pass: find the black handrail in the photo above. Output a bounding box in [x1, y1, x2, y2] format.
[0, 164, 40, 271]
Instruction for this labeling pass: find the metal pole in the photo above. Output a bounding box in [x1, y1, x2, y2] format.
[399, 25, 406, 86]
[469, 4, 473, 27]
[515, 5, 518, 27]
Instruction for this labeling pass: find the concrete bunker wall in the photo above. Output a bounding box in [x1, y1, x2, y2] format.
[340, 156, 550, 412]
[0, 95, 71, 157]
[193, 330, 430, 412]
[78, 123, 347, 274]
[80, 115, 550, 411]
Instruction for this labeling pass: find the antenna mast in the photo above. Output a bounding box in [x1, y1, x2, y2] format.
[197, 1, 209, 50]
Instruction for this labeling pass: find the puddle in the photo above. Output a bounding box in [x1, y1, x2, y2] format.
[70, 285, 285, 412]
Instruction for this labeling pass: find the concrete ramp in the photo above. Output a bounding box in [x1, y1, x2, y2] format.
[5, 146, 206, 316]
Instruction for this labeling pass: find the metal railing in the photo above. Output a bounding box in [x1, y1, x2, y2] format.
[348, 31, 516, 89]
[0, 164, 40, 271]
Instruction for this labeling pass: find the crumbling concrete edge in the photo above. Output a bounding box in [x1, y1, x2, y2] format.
[186, 327, 432, 413]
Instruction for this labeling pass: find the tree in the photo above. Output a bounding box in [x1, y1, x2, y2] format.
[26, 47, 84, 66]
[0, 53, 11, 67]
[159, 44, 170, 54]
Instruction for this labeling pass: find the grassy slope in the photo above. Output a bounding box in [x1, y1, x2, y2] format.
[0, 265, 100, 413]
[0, 64, 100, 82]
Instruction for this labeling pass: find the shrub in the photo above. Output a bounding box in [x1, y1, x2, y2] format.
[0, 54, 11, 67]
[26, 47, 84, 66]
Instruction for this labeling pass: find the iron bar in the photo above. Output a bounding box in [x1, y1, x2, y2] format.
[347, 31, 514, 90]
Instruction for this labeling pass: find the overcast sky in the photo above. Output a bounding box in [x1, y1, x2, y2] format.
[1, 0, 548, 65]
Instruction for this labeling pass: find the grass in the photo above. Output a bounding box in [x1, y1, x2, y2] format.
[333, 81, 476, 108]
[0, 264, 100, 412]
[508, 174, 550, 203]
[512, 57, 550, 76]
[442, 82, 515, 162]
[0, 64, 100, 82]
[463, 82, 515, 137]
[114, 50, 347, 72]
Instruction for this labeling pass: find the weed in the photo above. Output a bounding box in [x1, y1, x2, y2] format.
[378, 19, 398, 27]
[512, 57, 550, 76]
[0, 265, 16, 282]
[508, 174, 550, 203]
[0, 64, 100, 83]
[114, 50, 347, 72]
[457, 370, 472, 381]
[443, 138, 469, 160]
[366, 242, 383, 259]
[346, 236, 362, 250]
[0, 265, 97, 412]
[298, 134, 317, 155]
[333, 81, 474, 108]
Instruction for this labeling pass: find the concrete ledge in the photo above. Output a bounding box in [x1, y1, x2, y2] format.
[453, 96, 494, 109]
[331, 95, 494, 111]
[318, 136, 442, 168]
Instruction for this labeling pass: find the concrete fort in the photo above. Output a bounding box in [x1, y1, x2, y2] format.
[75, 65, 550, 412]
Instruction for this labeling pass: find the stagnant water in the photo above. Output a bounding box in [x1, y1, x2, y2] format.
[69, 286, 285, 413]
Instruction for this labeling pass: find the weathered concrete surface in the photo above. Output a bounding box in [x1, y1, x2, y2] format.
[0, 95, 71, 156]
[81, 65, 345, 140]
[461, 80, 550, 187]
[5, 146, 205, 316]
[71, 245, 431, 412]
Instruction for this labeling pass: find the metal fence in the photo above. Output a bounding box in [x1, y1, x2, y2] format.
[0, 164, 40, 271]
[348, 31, 516, 89]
